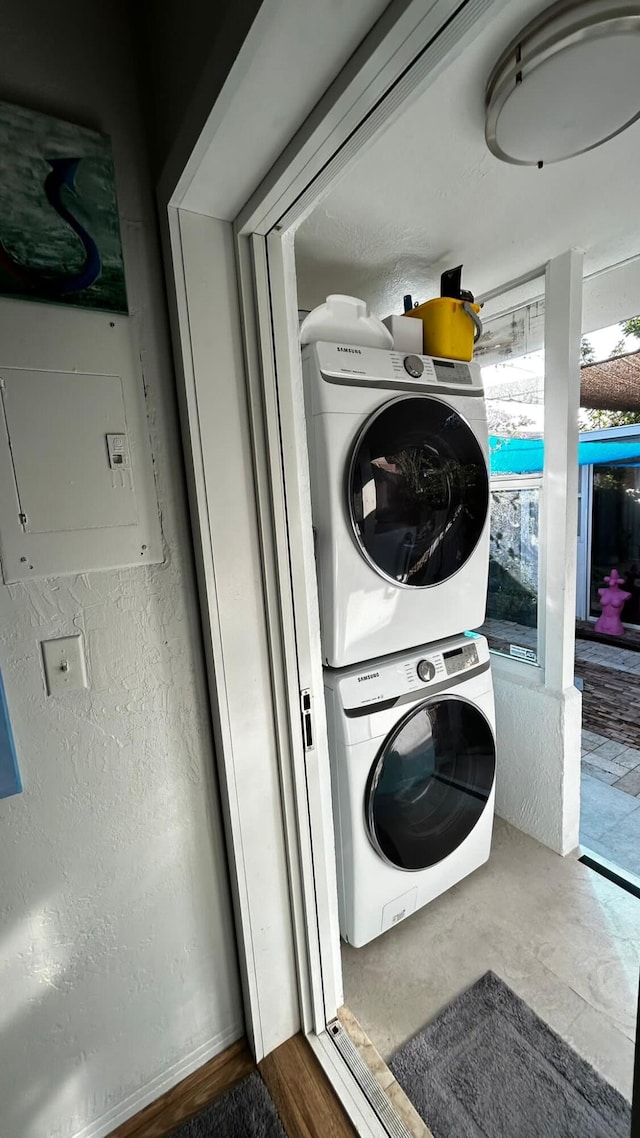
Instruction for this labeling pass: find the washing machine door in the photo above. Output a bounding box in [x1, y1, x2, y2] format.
[365, 696, 495, 871]
[349, 395, 488, 587]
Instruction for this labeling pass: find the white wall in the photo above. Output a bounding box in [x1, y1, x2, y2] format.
[492, 663, 582, 855]
[0, 4, 243, 1138]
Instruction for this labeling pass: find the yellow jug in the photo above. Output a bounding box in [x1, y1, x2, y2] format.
[404, 266, 482, 362]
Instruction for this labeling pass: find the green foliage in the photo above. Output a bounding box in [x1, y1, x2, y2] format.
[610, 336, 628, 358]
[580, 408, 640, 429]
[621, 316, 640, 341]
[580, 337, 595, 364]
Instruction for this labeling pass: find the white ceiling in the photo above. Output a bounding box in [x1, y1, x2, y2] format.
[294, 0, 640, 320]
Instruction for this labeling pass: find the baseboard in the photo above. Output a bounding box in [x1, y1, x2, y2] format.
[69, 1021, 244, 1138]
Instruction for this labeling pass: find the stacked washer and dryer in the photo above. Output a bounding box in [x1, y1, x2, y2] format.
[302, 337, 497, 948]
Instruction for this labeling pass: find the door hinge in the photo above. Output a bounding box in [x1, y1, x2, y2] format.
[300, 687, 314, 751]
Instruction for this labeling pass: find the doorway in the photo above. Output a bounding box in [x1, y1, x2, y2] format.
[164, 0, 640, 1131]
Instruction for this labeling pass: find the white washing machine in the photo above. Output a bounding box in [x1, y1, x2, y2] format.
[324, 633, 496, 948]
[302, 341, 490, 668]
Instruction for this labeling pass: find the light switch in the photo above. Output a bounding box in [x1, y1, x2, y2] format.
[41, 635, 88, 695]
[106, 432, 131, 471]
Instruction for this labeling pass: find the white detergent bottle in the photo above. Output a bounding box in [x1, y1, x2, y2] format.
[300, 294, 393, 349]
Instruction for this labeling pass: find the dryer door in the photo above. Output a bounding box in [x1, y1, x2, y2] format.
[365, 696, 495, 871]
[349, 395, 488, 587]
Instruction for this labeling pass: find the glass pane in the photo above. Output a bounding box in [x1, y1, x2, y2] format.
[590, 464, 640, 625]
[475, 295, 545, 664]
[484, 487, 540, 660]
[349, 396, 489, 587]
[366, 698, 495, 871]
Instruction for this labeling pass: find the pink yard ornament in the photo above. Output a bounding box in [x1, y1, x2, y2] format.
[594, 569, 631, 636]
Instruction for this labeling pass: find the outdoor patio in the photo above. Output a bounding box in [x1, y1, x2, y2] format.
[482, 617, 640, 880]
[581, 730, 640, 878]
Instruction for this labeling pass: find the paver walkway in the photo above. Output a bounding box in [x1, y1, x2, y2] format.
[574, 658, 640, 750]
[482, 617, 640, 879]
[581, 729, 640, 797]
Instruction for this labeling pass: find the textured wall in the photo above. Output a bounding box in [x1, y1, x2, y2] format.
[0, 4, 242, 1138]
[493, 668, 581, 855]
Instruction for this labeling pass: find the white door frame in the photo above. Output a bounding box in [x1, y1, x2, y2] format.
[159, 0, 585, 1123]
[576, 464, 592, 621]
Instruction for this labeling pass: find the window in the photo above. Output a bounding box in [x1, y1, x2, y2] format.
[485, 483, 540, 662]
[590, 464, 640, 626]
[476, 295, 545, 666]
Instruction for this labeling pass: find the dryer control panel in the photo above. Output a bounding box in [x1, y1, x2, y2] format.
[442, 641, 479, 676]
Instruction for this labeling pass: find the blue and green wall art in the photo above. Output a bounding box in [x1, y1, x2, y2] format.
[0, 101, 127, 313]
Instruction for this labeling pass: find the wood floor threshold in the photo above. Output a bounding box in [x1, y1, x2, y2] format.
[337, 1006, 433, 1138]
[259, 1032, 359, 1138]
[108, 1037, 254, 1138]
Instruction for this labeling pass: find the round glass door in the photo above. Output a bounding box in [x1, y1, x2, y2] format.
[366, 697, 495, 871]
[349, 395, 489, 587]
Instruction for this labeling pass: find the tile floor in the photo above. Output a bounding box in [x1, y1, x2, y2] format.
[581, 728, 640, 796]
[341, 818, 639, 1101]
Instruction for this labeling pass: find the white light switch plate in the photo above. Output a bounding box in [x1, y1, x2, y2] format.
[41, 635, 88, 695]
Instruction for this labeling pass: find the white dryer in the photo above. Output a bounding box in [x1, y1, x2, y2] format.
[302, 341, 490, 668]
[324, 633, 496, 947]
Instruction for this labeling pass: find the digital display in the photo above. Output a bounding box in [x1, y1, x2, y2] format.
[434, 359, 456, 368]
[444, 647, 464, 659]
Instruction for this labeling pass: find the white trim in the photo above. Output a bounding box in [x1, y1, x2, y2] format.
[490, 649, 546, 687]
[265, 230, 345, 1022]
[159, 0, 275, 212]
[237, 0, 507, 235]
[234, 229, 331, 1034]
[541, 250, 584, 691]
[478, 265, 547, 308]
[161, 207, 300, 1059]
[481, 250, 640, 325]
[70, 1024, 243, 1138]
[489, 475, 543, 489]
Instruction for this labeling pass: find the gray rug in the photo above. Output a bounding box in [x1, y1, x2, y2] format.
[169, 1071, 286, 1138]
[389, 971, 632, 1138]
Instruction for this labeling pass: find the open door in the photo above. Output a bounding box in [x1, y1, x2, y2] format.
[160, 0, 633, 1131]
[161, 1, 515, 1130]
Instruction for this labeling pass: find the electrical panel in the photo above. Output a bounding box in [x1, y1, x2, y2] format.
[0, 299, 162, 581]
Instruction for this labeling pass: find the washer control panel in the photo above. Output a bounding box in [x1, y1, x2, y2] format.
[416, 658, 436, 682]
[403, 354, 424, 379]
[332, 634, 488, 710]
[443, 641, 479, 675]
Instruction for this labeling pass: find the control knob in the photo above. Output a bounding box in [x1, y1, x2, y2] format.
[403, 354, 424, 379]
[417, 658, 436, 682]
